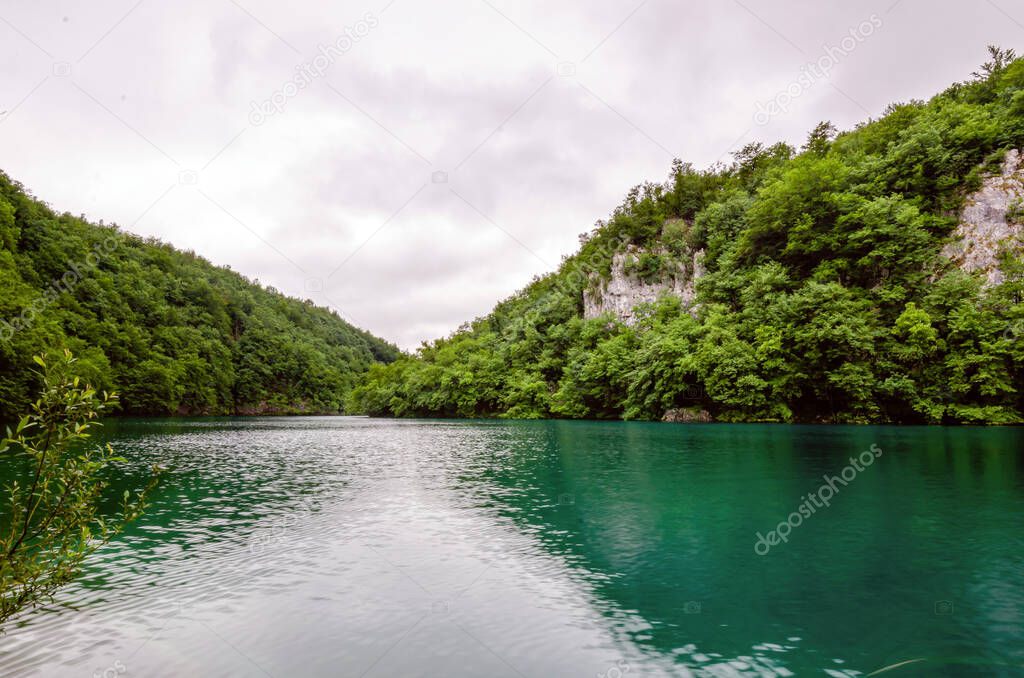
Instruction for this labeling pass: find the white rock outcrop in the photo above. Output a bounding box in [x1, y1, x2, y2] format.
[583, 245, 704, 324]
[585, 149, 1024, 324]
[943, 149, 1024, 285]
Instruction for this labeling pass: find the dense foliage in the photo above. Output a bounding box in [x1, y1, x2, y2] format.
[1, 351, 158, 626]
[0, 178, 399, 419]
[350, 49, 1024, 424]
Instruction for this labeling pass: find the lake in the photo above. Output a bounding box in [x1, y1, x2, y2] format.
[1, 418, 1022, 677]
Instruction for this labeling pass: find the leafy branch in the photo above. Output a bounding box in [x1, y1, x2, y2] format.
[0, 349, 161, 628]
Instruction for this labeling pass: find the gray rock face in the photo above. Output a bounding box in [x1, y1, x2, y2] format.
[943, 149, 1024, 285]
[584, 148, 1024, 324]
[583, 245, 704, 324]
[662, 408, 713, 423]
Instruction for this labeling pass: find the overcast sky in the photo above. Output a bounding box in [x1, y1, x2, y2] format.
[1, 0, 1020, 349]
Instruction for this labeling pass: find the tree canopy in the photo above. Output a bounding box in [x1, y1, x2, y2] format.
[348, 49, 1024, 425]
[0, 177, 399, 419]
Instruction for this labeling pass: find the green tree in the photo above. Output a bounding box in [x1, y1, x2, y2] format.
[803, 121, 838, 156]
[1, 350, 160, 626]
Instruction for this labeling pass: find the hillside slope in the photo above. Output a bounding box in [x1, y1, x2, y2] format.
[0, 174, 399, 419]
[350, 48, 1024, 425]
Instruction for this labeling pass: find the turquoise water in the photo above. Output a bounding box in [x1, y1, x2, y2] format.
[1, 418, 1022, 677]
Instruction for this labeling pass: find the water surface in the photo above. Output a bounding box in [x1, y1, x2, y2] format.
[1, 418, 1022, 677]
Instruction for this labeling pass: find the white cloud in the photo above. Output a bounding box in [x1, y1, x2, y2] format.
[1, 0, 1018, 348]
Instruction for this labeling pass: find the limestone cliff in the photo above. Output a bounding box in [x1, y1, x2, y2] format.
[583, 242, 704, 324]
[584, 149, 1024, 326]
[943, 148, 1024, 284]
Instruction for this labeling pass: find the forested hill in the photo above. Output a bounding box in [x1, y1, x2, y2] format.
[0, 174, 399, 419]
[350, 48, 1024, 425]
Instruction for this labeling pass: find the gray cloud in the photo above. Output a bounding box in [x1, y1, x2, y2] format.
[1, 0, 1020, 348]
